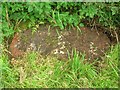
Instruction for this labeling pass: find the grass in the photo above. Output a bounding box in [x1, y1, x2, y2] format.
[1, 44, 119, 88]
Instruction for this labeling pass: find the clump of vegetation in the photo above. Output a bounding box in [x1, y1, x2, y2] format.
[1, 2, 120, 43]
[1, 44, 119, 88]
[1, 2, 119, 88]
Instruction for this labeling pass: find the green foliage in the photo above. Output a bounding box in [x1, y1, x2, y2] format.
[1, 2, 119, 88]
[96, 3, 120, 28]
[1, 2, 120, 43]
[1, 44, 119, 88]
[92, 44, 119, 88]
[1, 53, 17, 88]
[1, 2, 52, 43]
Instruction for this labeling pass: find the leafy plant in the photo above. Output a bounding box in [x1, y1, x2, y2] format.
[1, 2, 119, 88]
[1, 2, 120, 44]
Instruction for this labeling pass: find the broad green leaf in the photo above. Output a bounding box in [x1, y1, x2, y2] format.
[28, 6, 33, 12]
[80, 23, 84, 27]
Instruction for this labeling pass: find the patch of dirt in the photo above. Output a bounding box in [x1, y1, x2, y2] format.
[9, 24, 110, 62]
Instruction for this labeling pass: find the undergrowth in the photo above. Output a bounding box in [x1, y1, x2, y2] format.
[0, 2, 119, 88]
[1, 44, 119, 88]
[1, 2, 120, 43]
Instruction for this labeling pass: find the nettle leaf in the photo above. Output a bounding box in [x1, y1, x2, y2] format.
[86, 5, 97, 18]
[80, 23, 84, 27]
[111, 7, 118, 15]
[56, 14, 64, 29]
[72, 14, 79, 26]
[29, 16, 35, 22]
[63, 22, 67, 26]
[74, 20, 79, 27]
[68, 15, 73, 24]
[10, 13, 22, 20]
[2, 21, 14, 37]
[39, 3, 44, 8]
[10, 3, 23, 13]
[55, 19, 63, 29]
[38, 9, 43, 15]
[28, 6, 33, 12]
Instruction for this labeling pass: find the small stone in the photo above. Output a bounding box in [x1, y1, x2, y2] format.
[60, 38, 62, 41]
[14, 44, 17, 48]
[58, 35, 62, 39]
[93, 52, 98, 55]
[59, 51, 64, 54]
[48, 70, 53, 75]
[90, 42, 94, 45]
[12, 58, 15, 60]
[53, 49, 59, 54]
[60, 66, 63, 70]
[58, 42, 61, 45]
[30, 43, 35, 48]
[60, 45, 65, 49]
[63, 42, 65, 44]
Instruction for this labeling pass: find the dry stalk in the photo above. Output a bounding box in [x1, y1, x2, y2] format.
[5, 6, 10, 27]
[19, 66, 26, 84]
[14, 19, 22, 30]
[114, 30, 119, 43]
[46, 14, 57, 24]
[4, 49, 12, 56]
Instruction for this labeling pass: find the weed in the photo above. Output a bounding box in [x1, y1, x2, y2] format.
[1, 2, 120, 43]
[1, 44, 119, 88]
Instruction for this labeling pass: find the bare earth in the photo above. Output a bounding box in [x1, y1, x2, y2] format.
[9, 24, 110, 62]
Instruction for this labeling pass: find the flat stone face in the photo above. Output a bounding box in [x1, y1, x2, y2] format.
[9, 24, 110, 61]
